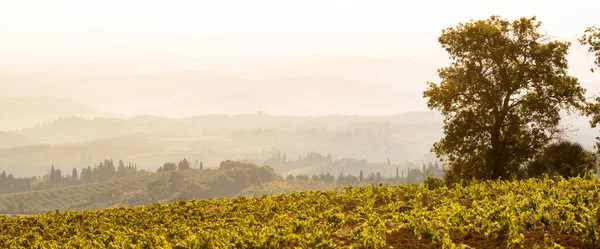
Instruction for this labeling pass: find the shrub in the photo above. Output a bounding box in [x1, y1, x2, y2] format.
[526, 141, 598, 178]
[423, 177, 445, 190]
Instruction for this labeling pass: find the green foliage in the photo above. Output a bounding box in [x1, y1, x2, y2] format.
[423, 176, 445, 190]
[424, 15, 586, 182]
[0, 162, 279, 214]
[2, 177, 600, 248]
[240, 180, 337, 196]
[177, 158, 191, 170]
[579, 26, 600, 71]
[526, 141, 598, 178]
[580, 26, 600, 154]
[158, 162, 177, 172]
[219, 160, 265, 170]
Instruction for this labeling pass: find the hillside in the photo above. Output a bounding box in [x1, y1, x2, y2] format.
[1, 176, 599, 248]
[3, 111, 595, 178]
[1, 71, 429, 118]
[0, 163, 279, 214]
[261, 57, 440, 92]
[0, 131, 37, 149]
[0, 136, 162, 177]
[159, 76, 427, 116]
[16, 112, 444, 141]
[2, 111, 595, 178]
[0, 96, 108, 131]
[0, 112, 445, 176]
[18, 117, 135, 144]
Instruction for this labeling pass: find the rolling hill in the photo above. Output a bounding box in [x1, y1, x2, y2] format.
[0, 163, 279, 214]
[0, 112, 445, 176]
[1, 71, 427, 118]
[0, 131, 38, 149]
[1, 176, 599, 248]
[0, 96, 111, 131]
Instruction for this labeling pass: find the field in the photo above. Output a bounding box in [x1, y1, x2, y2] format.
[0, 165, 278, 214]
[1, 176, 600, 248]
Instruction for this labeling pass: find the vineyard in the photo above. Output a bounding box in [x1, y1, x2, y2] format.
[239, 179, 338, 197]
[0, 164, 278, 214]
[1, 175, 599, 248]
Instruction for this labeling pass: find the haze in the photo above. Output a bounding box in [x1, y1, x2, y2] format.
[0, 0, 599, 176]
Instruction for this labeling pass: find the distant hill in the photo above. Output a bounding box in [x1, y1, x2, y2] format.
[0, 112, 445, 176]
[2, 111, 595, 178]
[0, 71, 429, 117]
[251, 57, 441, 93]
[0, 131, 38, 149]
[0, 136, 162, 177]
[0, 96, 110, 131]
[18, 117, 134, 144]
[1, 32, 596, 118]
[14, 111, 444, 144]
[158, 76, 429, 116]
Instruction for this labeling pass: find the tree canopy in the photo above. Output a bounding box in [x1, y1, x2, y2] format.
[579, 26, 600, 72]
[579, 26, 600, 152]
[424, 16, 586, 182]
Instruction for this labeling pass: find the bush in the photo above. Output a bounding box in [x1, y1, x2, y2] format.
[423, 177, 445, 190]
[526, 141, 598, 178]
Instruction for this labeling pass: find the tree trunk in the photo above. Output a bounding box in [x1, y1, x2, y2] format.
[490, 120, 504, 179]
[490, 93, 512, 179]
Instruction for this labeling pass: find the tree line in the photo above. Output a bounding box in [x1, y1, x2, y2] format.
[157, 158, 204, 172]
[0, 159, 141, 194]
[265, 151, 333, 165]
[0, 156, 215, 196]
[285, 161, 445, 185]
[148, 160, 278, 202]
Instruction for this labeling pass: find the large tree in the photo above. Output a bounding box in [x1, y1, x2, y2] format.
[424, 16, 586, 182]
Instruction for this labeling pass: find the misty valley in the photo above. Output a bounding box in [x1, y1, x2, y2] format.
[0, 113, 445, 213]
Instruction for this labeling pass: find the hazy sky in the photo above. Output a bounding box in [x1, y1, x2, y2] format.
[1, 0, 599, 119]
[1, 0, 598, 50]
